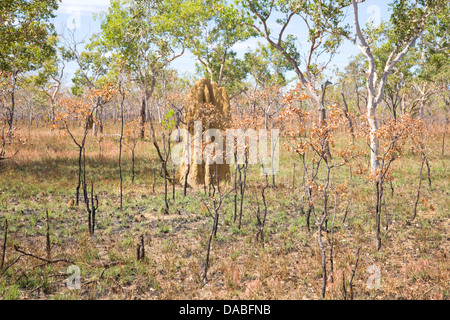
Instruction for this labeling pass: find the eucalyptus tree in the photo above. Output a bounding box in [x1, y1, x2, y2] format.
[27, 47, 67, 125]
[326, 0, 447, 253]
[420, 0, 450, 55]
[195, 50, 249, 96]
[244, 42, 294, 89]
[15, 77, 45, 138]
[185, 0, 257, 88]
[93, 0, 188, 137]
[417, 10, 450, 152]
[332, 0, 446, 172]
[368, 22, 417, 122]
[0, 0, 59, 138]
[239, 0, 349, 160]
[413, 2, 450, 119]
[339, 54, 367, 116]
[62, 34, 115, 135]
[406, 47, 446, 119]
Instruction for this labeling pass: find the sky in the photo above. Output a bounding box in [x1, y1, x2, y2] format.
[53, 0, 392, 86]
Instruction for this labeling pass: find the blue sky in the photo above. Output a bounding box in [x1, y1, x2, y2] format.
[53, 0, 392, 85]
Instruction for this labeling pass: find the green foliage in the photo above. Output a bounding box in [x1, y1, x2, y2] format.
[418, 1, 450, 84]
[236, 0, 351, 90]
[244, 42, 294, 87]
[388, 0, 446, 45]
[0, 0, 59, 73]
[161, 109, 176, 130]
[195, 50, 249, 94]
[185, 0, 257, 91]
[72, 0, 188, 95]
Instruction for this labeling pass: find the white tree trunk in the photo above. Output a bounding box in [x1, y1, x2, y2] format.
[349, 0, 430, 172]
[367, 99, 380, 172]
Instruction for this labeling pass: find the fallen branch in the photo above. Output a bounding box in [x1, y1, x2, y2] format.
[14, 245, 74, 264]
[0, 254, 23, 277]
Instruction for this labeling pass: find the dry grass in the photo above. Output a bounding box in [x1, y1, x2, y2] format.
[0, 122, 448, 300]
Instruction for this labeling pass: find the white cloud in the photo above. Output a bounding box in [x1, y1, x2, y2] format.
[58, 0, 110, 16]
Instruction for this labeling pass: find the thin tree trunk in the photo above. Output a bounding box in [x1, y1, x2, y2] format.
[413, 154, 426, 220]
[375, 182, 383, 251]
[46, 210, 51, 260]
[131, 147, 135, 184]
[217, 50, 227, 87]
[28, 109, 32, 141]
[162, 133, 170, 214]
[172, 162, 175, 201]
[119, 90, 125, 210]
[425, 157, 432, 191]
[1, 219, 7, 271]
[349, 246, 361, 300]
[99, 105, 104, 133]
[203, 210, 216, 284]
[443, 117, 448, 156]
[292, 155, 296, 192]
[140, 98, 146, 139]
[183, 162, 190, 196]
[318, 213, 327, 299]
[76, 146, 83, 206]
[341, 87, 355, 139]
[7, 72, 17, 141]
[233, 156, 238, 222]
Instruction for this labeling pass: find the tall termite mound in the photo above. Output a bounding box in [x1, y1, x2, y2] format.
[179, 78, 231, 188]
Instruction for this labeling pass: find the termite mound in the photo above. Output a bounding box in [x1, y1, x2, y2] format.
[179, 78, 231, 188]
